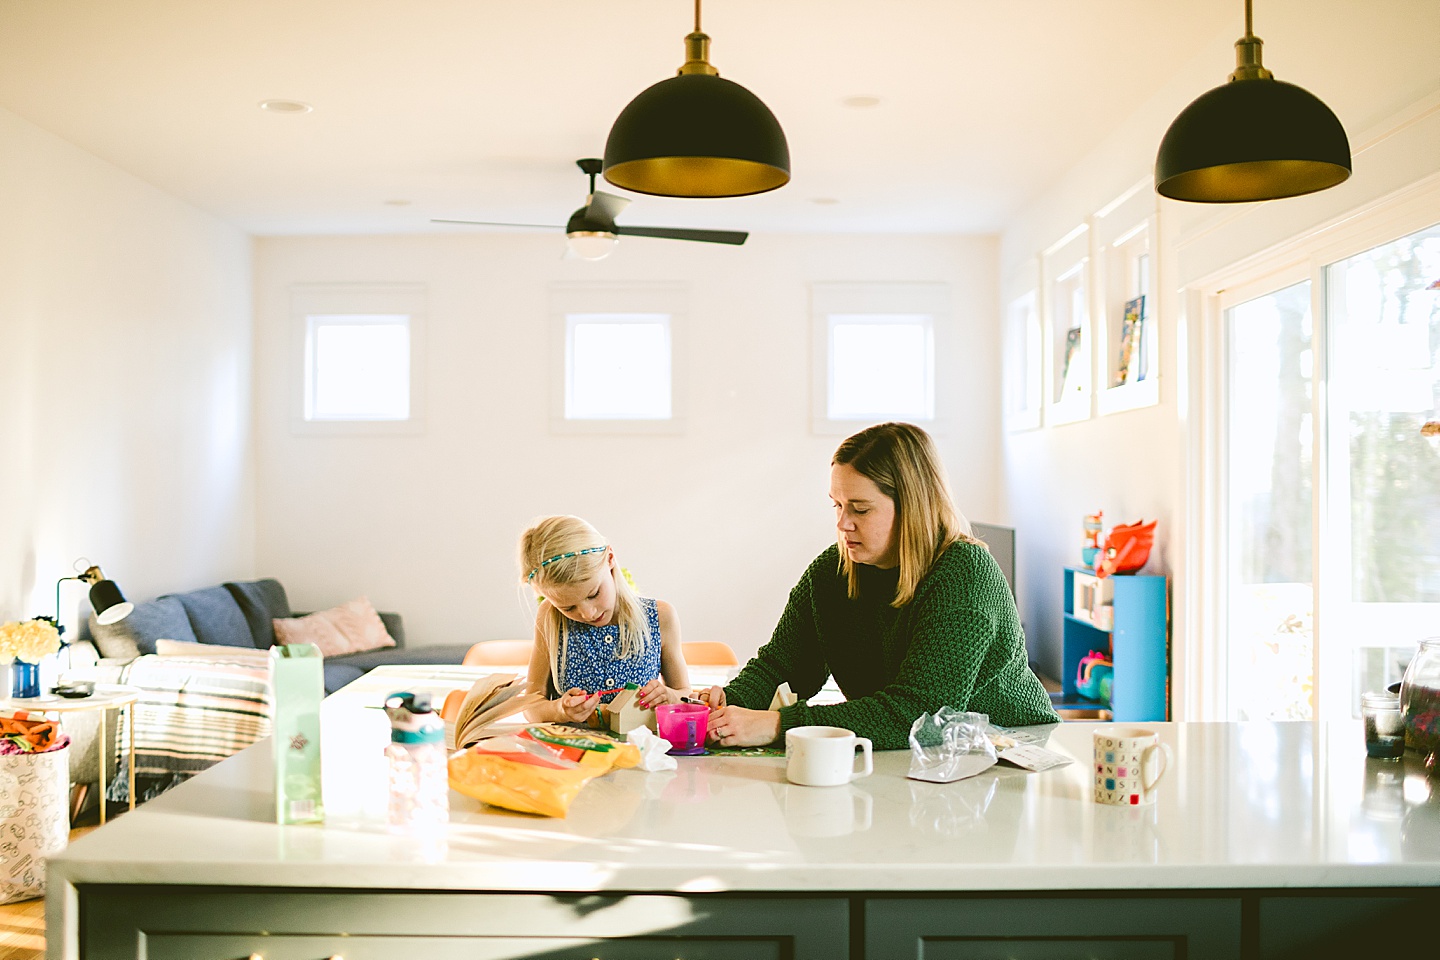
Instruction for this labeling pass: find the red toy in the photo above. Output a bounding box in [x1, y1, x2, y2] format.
[1095, 519, 1157, 578]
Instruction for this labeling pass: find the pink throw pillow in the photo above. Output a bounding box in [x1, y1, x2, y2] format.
[272, 597, 396, 657]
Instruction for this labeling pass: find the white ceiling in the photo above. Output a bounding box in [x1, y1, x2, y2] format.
[0, 1, 1418, 237]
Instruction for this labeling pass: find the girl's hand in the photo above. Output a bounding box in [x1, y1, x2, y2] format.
[636, 678, 684, 710]
[557, 688, 601, 723]
[696, 685, 727, 709]
[706, 705, 781, 747]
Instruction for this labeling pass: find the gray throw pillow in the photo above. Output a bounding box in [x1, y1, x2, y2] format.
[172, 585, 255, 647]
[223, 579, 292, 649]
[89, 596, 197, 659]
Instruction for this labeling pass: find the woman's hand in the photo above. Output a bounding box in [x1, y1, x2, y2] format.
[695, 685, 727, 708]
[636, 678, 686, 710]
[556, 688, 601, 723]
[706, 705, 781, 747]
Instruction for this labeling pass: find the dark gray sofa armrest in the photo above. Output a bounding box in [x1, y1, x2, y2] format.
[378, 612, 405, 648]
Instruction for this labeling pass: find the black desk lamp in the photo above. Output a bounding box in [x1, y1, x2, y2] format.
[38, 560, 133, 639]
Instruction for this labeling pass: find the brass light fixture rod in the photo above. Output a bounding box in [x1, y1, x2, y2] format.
[1230, 0, 1273, 82]
[679, 0, 719, 76]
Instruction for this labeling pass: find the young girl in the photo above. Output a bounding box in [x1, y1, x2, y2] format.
[518, 515, 690, 724]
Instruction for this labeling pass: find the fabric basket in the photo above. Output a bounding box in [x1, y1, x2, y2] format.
[0, 744, 69, 903]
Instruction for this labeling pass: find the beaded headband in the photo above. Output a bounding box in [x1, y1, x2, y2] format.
[526, 544, 608, 582]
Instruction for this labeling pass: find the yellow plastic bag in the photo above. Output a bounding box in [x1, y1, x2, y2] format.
[448, 726, 639, 818]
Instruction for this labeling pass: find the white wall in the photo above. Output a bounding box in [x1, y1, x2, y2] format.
[0, 106, 254, 630]
[252, 232, 998, 656]
[996, 0, 1440, 713]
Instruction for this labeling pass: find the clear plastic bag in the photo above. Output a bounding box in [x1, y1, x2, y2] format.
[907, 707, 998, 783]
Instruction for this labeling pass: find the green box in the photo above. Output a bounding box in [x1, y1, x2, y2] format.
[271, 643, 325, 824]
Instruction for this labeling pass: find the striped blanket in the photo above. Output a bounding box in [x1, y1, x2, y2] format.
[104, 655, 272, 803]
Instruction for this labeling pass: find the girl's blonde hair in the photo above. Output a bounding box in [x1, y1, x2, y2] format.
[519, 515, 650, 692]
[833, 422, 979, 607]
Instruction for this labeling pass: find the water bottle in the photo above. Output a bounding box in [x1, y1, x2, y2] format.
[383, 691, 449, 837]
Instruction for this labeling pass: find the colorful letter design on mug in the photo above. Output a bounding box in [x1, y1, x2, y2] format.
[1093, 727, 1171, 806]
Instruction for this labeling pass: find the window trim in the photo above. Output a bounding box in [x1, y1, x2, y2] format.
[549, 282, 687, 435]
[809, 282, 950, 436]
[289, 283, 426, 437]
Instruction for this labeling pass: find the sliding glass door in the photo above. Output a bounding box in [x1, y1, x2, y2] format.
[1220, 222, 1440, 722]
[1320, 223, 1440, 719]
[1224, 280, 1315, 720]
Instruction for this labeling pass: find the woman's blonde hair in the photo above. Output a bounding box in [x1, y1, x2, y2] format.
[519, 515, 650, 692]
[833, 422, 978, 607]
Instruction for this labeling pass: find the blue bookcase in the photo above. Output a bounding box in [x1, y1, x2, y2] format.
[1054, 566, 1168, 721]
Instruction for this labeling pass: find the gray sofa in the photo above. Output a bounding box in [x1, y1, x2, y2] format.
[81, 577, 474, 694]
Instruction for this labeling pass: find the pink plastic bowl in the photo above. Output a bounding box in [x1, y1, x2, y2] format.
[656, 703, 709, 751]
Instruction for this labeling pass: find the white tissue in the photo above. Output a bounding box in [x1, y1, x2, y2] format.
[627, 726, 678, 771]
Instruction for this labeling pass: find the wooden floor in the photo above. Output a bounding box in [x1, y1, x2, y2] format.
[0, 826, 96, 960]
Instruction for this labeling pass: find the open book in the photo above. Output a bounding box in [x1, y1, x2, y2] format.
[444, 674, 547, 750]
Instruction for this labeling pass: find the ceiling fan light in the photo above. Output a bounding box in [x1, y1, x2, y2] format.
[566, 231, 619, 261]
[1156, 77, 1351, 202]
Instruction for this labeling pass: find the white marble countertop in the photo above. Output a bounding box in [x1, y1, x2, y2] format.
[48, 666, 1440, 893]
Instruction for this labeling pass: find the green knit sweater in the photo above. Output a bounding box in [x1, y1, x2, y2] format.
[725, 541, 1060, 750]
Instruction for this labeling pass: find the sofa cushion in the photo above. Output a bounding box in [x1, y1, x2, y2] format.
[89, 596, 198, 659]
[172, 586, 256, 648]
[326, 642, 474, 673]
[273, 597, 396, 658]
[322, 662, 367, 694]
[223, 579, 292, 649]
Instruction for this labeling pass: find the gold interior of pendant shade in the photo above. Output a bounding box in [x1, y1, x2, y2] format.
[1160, 158, 1352, 203]
[603, 156, 790, 199]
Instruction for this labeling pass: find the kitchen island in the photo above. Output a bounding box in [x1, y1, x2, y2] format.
[47, 666, 1440, 959]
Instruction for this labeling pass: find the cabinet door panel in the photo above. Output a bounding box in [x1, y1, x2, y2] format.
[146, 934, 786, 960]
[902, 941, 1177, 960]
[1259, 894, 1439, 959]
[865, 896, 1240, 960]
[80, 888, 847, 960]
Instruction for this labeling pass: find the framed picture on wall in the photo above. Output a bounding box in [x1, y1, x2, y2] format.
[1114, 295, 1146, 386]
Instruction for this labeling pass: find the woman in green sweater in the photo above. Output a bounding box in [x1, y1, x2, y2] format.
[704, 422, 1059, 750]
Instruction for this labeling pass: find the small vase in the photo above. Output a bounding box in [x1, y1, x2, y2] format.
[10, 659, 41, 699]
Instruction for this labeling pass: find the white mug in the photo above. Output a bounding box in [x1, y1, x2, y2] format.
[786, 725, 873, 787]
[1093, 726, 1172, 806]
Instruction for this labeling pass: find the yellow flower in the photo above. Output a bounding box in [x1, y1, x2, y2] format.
[0, 619, 62, 663]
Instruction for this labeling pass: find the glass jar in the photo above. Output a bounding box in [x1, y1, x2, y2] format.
[1360, 691, 1405, 760]
[1399, 636, 1440, 755]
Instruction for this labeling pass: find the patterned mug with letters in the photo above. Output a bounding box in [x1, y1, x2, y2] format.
[1093, 726, 1171, 806]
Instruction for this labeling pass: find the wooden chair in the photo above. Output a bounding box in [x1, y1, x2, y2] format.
[682, 641, 739, 666]
[462, 639, 533, 666]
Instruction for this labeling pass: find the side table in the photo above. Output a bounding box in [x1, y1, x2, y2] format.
[0, 684, 141, 824]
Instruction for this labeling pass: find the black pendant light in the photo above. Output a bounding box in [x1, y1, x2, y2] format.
[1155, 0, 1351, 203]
[603, 0, 789, 198]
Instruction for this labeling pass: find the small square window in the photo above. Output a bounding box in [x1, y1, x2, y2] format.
[827, 314, 934, 421]
[809, 283, 948, 435]
[304, 315, 411, 421]
[565, 314, 672, 420]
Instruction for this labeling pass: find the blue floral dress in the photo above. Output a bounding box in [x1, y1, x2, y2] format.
[558, 597, 663, 703]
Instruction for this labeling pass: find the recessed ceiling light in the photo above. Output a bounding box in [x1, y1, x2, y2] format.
[383, 199, 412, 207]
[842, 95, 881, 109]
[258, 99, 313, 114]
[811, 197, 840, 205]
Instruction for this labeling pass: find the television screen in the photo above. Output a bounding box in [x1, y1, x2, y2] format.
[969, 521, 1016, 599]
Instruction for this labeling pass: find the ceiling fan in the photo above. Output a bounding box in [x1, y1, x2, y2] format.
[432, 158, 748, 260]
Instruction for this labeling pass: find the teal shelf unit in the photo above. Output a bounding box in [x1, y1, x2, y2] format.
[1054, 566, 1169, 721]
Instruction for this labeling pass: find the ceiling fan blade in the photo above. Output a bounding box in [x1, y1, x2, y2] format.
[583, 191, 630, 228]
[430, 218, 561, 229]
[614, 225, 748, 245]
